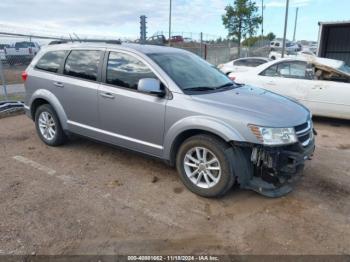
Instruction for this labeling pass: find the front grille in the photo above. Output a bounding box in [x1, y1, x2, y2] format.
[294, 121, 312, 147]
[295, 122, 308, 133]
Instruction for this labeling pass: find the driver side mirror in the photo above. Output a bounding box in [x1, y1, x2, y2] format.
[137, 78, 165, 97]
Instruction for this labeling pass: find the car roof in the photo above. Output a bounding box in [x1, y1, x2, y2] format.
[234, 57, 270, 61]
[41, 42, 185, 54]
[250, 56, 345, 74]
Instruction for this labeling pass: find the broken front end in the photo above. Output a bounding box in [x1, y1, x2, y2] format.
[234, 121, 316, 197]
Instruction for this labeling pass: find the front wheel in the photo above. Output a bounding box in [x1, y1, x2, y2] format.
[176, 135, 235, 197]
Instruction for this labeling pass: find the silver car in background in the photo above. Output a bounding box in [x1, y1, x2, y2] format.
[23, 43, 315, 198]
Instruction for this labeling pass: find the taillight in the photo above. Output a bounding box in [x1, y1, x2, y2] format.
[229, 75, 236, 81]
[21, 71, 28, 81]
[29, 47, 32, 54]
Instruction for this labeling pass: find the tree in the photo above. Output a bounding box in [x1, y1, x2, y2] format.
[222, 0, 262, 57]
[241, 32, 277, 47]
[266, 32, 276, 41]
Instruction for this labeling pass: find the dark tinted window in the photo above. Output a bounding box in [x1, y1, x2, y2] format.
[35, 51, 67, 73]
[0, 44, 10, 50]
[246, 59, 267, 67]
[15, 42, 35, 48]
[234, 60, 247, 66]
[106, 52, 157, 89]
[235, 59, 267, 67]
[64, 50, 101, 81]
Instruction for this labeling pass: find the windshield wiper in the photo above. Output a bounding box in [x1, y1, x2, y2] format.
[215, 82, 235, 89]
[183, 86, 216, 91]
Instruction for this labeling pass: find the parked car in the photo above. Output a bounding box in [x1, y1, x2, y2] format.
[270, 40, 300, 52]
[5, 41, 40, 65]
[146, 35, 167, 45]
[0, 44, 10, 61]
[170, 35, 184, 43]
[218, 57, 270, 75]
[269, 50, 315, 60]
[230, 57, 350, 120]
[23, 43, 314, 198]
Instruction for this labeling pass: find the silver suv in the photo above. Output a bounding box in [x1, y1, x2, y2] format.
[23, 43, 315, 198]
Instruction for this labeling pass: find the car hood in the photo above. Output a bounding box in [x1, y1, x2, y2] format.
[191, 85, 310, 127]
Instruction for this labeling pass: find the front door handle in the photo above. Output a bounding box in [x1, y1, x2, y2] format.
[100, 92, 115, 99]
[53, 82, 64, 88]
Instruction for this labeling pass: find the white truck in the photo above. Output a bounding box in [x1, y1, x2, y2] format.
[0, 44, 10, 61]
[5, 41, 40, 65]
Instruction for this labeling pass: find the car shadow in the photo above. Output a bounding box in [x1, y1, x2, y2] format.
[312, 116, 350, 127]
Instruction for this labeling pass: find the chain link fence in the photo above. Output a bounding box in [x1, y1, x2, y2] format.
[0, 28, 271, 108]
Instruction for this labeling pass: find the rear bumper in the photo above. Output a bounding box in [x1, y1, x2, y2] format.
[243, 138, 315, 197]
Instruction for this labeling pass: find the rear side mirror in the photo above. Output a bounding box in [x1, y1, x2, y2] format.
[138, 78, 165, 96]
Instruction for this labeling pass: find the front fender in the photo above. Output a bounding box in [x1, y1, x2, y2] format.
[29, 89, 68, 130]
[163, 116, 245, 159]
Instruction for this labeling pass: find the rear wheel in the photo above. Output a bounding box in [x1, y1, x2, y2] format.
[176, 134, 235, 197]
[35, 104, 67, 146]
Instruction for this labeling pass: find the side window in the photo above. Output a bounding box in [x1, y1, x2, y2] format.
[261, 64, 279, 77]
[246, 59, 266, 67]
[35, 51, 67, 73]
[64, 50, 101, 81]
[106, 52, 157, 90]
[234, 60, 247, 66]
[277, 62, 307, 79]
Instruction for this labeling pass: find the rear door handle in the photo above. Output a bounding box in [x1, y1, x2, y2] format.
[100, 92, 115, 99]
[53, 82, 64, 88]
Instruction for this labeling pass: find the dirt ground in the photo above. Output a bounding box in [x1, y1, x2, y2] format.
[0, 114, 349, 255]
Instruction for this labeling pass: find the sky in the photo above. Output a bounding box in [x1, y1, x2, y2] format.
[0, 0, 349, 42]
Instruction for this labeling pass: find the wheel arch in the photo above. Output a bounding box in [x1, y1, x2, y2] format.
[163, 116, 245, 166]
[29, 89, 68, 130]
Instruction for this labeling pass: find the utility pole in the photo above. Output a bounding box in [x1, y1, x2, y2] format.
[281, 0, 289, 58]
[261, 0, 264, 37]
[293, 7, 299, 42]
[169, 0, 172, 46]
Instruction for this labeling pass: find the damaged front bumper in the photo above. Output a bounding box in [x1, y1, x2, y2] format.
[242, 137, 315, 198]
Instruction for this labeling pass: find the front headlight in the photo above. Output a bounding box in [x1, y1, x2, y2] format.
[248, 125, 298, 145]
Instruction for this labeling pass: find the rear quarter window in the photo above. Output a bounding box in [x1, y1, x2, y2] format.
[35, 50, 67, 73]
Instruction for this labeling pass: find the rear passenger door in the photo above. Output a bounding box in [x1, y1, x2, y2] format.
[98, 51, 167, 157]
[56, 49, 104, 131]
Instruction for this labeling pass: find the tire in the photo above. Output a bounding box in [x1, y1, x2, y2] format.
[176, 134, 235, 198]
[35, 104, 67, 146]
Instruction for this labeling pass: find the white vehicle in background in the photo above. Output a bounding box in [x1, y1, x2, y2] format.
[269, 50, 315, 60]
[0, 44, 10, 61]
[217, 57, 270, 75]
[229, 57, 350, 120]
[5, 41, 40, 65]
[270, 40, 300, 52]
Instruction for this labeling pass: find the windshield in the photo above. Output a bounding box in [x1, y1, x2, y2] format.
[338, 63, 350, 74]
[148, 52, 234, 92]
